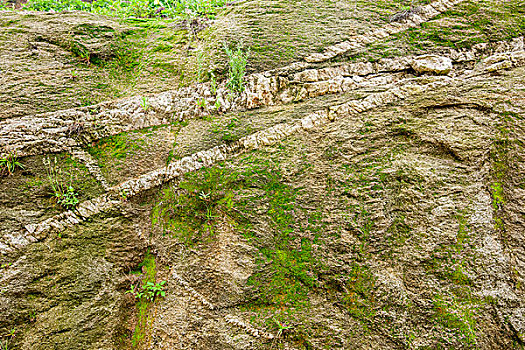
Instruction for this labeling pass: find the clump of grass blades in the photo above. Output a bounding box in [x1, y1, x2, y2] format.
[43, 156, 79, 210]
[0, 152, 24, 176]
[224, 43, 249, 94]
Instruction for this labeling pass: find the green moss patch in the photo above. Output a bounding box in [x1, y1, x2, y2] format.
[361, 0, 525, 60]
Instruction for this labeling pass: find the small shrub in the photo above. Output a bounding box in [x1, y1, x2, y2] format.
[224, 43, 249, 94]
[127, 280, 166, 301]
[0, 152, 24, 176]
[43, 156, 79, 210]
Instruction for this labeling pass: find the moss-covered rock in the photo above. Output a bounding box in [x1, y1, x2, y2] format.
[1, 1, 524, 349]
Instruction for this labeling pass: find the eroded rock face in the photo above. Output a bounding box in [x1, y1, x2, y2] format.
[1, 1, 525, 350]
[139, 66, 525, 349]
[0, 211, 148, 349]
[0, 11, 131, 119]
[411, 55, 453, 75]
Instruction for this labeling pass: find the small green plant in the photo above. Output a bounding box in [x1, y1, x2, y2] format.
[224, 43, 249, 94]
[1, 328, 16, 350]
[127, 280, 166, 301]
[143, 281, 167, 301]
[198, 190, 220, 222]
[141, 96, 150, 111]
[43, 156, 79, 210]
[0, 152, 24, 176]
[57, 186, 80, 209]
[210, 72, 218, 95]
[70, 69, 79, 80]
[273, 318, 292, 338]
[120, 189, 129, 202]
[214, 98, 221, 111]
[196, 98, 207, 109]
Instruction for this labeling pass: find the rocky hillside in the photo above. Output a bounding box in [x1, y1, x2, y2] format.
[1, 0, 525, 349]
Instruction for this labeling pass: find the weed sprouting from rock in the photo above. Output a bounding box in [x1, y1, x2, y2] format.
[224, 43, 249, 94]
[0, 328, 16, 350]
[127, 281, 167, 301]
[0, 152, 24, 176]
[273, 318, 293, 338]
[141, 96, 150, 111]
[43, 156, 79, 210]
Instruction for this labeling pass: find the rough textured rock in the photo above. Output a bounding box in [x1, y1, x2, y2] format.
[0, 11, 131, 119]
[411, 55, 453, 75]
[1, 1, 525, 349]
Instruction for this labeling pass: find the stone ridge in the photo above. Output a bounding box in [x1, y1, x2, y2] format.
[0, 38, 521, 159]
[70, 147, 111, 191]
[304, 0, 467, 63]
[224, 315, 275, 340]
[0, 0, 484, 159]
[171, 270, 216, 310]
[6, 45, 523, 255]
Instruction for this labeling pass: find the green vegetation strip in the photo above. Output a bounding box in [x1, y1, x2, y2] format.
[19, 0, 227, 19]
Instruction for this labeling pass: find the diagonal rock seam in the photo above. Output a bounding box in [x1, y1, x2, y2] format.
[2, 37, 521, 160]
[8, 38, 517, 213]
[0, 37, 524, 164]
[171, 269, 276, 340]
[304, 0, 468, 63]
[7, 46, 523, 254]
[171, 270, 216, 310]
[0, 0, 500, 160]
[224, 315, 275, 340]
[70, 147, 111, 191]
